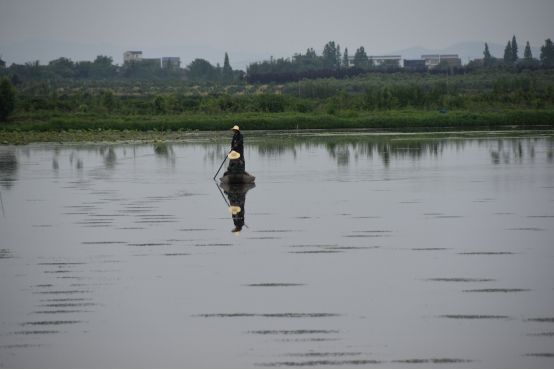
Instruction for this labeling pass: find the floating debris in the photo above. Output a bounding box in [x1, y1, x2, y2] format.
[463, 288, 531, 293]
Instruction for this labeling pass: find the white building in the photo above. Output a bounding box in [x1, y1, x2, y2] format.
[123, 51, 143, 63]
[368, 55, 402, 67]
[421, 54, 462, 68]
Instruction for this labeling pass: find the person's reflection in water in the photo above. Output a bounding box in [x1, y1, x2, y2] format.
[220, 183, 255, 235]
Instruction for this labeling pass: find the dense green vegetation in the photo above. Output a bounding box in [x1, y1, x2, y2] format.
[1, 36, 554, 143]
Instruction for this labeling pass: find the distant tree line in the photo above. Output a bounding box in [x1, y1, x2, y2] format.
[0, 53, 244, 84]
[249, 38, 554, 83]
[477, 36, 554, 69]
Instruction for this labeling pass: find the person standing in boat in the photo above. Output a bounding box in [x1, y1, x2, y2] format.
[231, 124, 244, 166]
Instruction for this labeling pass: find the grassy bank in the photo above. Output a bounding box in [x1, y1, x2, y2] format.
[1, 109, 554, 144]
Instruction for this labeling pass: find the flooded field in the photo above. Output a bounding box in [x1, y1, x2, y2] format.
[1, 131, 553, 368]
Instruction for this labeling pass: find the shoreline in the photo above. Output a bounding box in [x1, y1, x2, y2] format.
[1, 109, 554, 144]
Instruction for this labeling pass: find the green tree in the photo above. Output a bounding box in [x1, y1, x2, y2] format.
[342, 47, 350, 68]
[483, 43, 493, 67]
[540, 38, 554, 67]
[353, 46, 369, 69]
[222, 52, 233, 81]
[0, 57, 5, 69]
[0, 77, 16, 122]
[511, 35, 518, 62]
[322, 41, 340, 69]
[503, 40, 513, 63]
[524, 41, 533, 60]
[186, 58, 217, 81]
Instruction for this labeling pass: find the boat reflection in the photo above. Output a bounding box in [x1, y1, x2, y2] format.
[218, 182, 255, 235]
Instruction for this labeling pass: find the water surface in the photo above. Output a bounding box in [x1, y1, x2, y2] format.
[1, 131, 553, 368]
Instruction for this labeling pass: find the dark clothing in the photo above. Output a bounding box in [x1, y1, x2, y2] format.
[223, 158, 245, 176]
[231, 131, 244, 164]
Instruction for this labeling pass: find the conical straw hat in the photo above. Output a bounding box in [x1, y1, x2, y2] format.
[231, 125, 240, 131]
[228, 151, 241, 160]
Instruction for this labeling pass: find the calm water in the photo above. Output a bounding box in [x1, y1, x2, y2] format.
[1, 131, 553, 368]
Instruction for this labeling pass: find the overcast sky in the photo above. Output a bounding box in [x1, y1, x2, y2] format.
[0, 0, 553, 65]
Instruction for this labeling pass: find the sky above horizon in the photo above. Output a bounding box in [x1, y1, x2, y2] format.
[0, 0, 553, 65]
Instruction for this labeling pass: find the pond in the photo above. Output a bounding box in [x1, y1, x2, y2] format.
[1, 131, 554, 368]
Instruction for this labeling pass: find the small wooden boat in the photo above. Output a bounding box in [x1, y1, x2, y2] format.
[219, 171, 256, 184]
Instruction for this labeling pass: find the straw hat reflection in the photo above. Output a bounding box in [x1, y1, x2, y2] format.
[228, 151, 241, 160]
[228, 205, 242, 215]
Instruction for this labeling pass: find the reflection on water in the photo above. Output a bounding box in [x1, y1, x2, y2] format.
[219, 182, 255, 235]
[0, 148, 18, 189]
[1, 131, 554, 368]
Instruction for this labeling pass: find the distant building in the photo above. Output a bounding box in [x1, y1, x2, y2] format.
[403, 59, 426, 70]
[369, 55, 402, 67]
[123, 50, 143, 63]
[421, 54, 461, 69]
[162, 57, 181, 69]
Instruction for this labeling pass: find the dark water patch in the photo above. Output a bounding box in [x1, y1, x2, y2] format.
[294, 216, 313, 219]
[246, 283, 305, 287]
[412, 247, 448, 251]
[194, 243, 233, 247]
[164, 253, 190, 256]
[343, 234, 387, 238]
[0, 248, 15, 259]
[39, 302, 96, 308]
[527, 317, 554, 323]
[527, 215, 554, 218]
[248, 329, 339, 335]
[525, 353, 554, 358]
[0, 344, 42, 349]
[426, 278, 495, 282]
[118, 227, 145, 230]
[41, 298, 90, 302]
[33, 310, 89, 314]
[528, 332, 554, 337]
[506, 227, 545, 231]
[35, 284, 54, 288]
[38, 262, 85, 266]
[12, 330, 60, 335]
[459, 251, 514, 255]
[21, 320, 82, 326]
[34, 290, 90, 295]
[440, 315, 510, 320]
[289, 250, 342, 254]
[463, 288, 531, 293]
[196, 313, 340, 318]
[256, 359, 381, 367]
[289, 244, 337, 248]
[43, 270, 73, 274]
[285, 352, 363, 358]
[394, 358, 472, 364]
[433, 215, 463, 219]
[127, 243, 172, 247]
[276, 338, 340, 342]
[424, 212, 444, 216]
[81, 241, 127, 245]
[326, 246, 379, 250]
